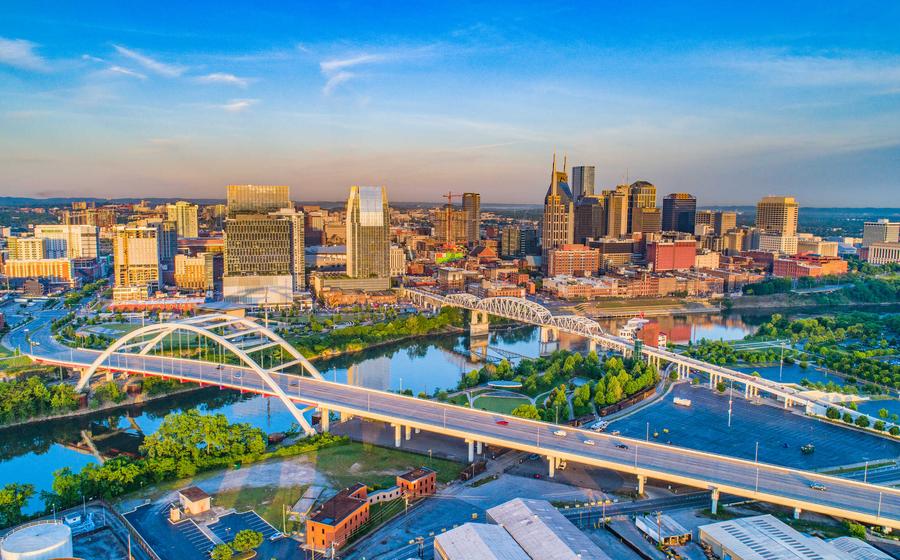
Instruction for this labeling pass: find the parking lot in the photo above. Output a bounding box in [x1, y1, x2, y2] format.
[209, 511, 297, 558]
[124, 503, 214, 559]
[611, 383, 900, 469]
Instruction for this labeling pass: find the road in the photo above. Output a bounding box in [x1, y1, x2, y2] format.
[9, 311, 900, 530]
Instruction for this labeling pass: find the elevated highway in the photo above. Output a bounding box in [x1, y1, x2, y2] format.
[12, 312, 900, 530]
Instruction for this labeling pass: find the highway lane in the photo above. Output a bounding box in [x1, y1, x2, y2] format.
[12, 313, 900, 529]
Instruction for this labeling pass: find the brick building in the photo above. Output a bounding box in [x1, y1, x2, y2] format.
[772, 254, 848, 278]
[396, 467, 437, 499]
[546, 244, 600, 276]
[306, 483, 370, 552]
[646, 240, 696, 271]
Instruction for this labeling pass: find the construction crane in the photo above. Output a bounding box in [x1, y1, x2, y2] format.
[442, 191, 464, 205]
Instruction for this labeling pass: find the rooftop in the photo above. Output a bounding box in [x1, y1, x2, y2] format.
[700, 514, 843, 560]
[309, 485, 367, 526]
[433, 523, 530, 560]
[397, 467, 435, 483]
[486, 498, 612, 560]
[178, 486, 210, 502]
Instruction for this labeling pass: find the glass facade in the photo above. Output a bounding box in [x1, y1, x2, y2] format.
[346, 185, 390, 278]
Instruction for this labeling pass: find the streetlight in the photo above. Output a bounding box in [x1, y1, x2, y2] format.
[646, 422, 650, 442]
[778, 342, 785, 382]
[754, 441, 760, 494]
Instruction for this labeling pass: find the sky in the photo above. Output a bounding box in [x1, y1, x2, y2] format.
[1, 1, 900, 205]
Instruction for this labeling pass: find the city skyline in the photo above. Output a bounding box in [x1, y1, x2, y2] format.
[3, 2, 900, 205]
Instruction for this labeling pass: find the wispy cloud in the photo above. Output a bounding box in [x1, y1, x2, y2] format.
[196, 72, 251, 87]
[318, 51, 409, 95]
[113, 44, 186, 77]
[0, 37, 49, 71]
[220, 98, 258, 112]
[715, 49, 900, 88]
[103, 65, 147, 80]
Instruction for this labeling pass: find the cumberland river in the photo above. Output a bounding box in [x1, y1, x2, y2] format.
[0, 307, 891, 509]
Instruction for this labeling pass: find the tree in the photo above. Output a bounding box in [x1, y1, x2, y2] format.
[842, 412, 854, 424]
[232, 529, 263, 553]
[510, 404, 541, 420]
[845, 521, 866, 540]
[874, 420, 886, 431]
[211, 544, 234, 560]
[0, 483, 34, 527]
[825, 407, 840, 420]
[891, 426, 900, 436]
[855, 415, 870, 428]
[716, 381, 726, 393]
[879, 408, 890, 419]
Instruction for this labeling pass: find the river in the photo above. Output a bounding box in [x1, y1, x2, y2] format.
[0, 307, 893, 510]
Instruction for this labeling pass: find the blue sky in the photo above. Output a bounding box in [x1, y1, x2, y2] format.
[1, 1, 899, 205]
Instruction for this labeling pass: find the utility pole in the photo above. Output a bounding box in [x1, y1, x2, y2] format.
[727, 381, 733, 428]
[779, 342, 785, 382]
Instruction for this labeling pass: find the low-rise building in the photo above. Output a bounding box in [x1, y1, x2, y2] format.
[773, 254, 848, 278]
[2, 258, 75, 287]
[396, 467, 436, 499]
[861, 242, 900, 265]
[758, 233, 798, 255]
[694, 250, 720, 270]
[699, 515, 855, 560]
[546, 244, 599, 276]
[433, 523, 530, 560]
[647, 239, 696, 271]
[306, 483, 369, 553]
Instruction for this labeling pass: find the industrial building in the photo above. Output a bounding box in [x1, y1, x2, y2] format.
[433, 523, 529, 560]
[0, 520, 74, 560]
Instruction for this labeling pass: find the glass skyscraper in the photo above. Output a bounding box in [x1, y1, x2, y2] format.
[346, 185, 390, 278]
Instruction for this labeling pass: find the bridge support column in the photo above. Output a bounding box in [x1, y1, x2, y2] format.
[548, 456, 556, 478]
[320, 408, 330, 432]
[744, 385, 750, 399]
[466, 440, 474, 463]
[469, 310, 490, 337]
[588, 339, 596, 354]
[637, 475, 646, 496]
[340, 411, 352, 422]
[394, 424, 402, 448]
[884, 526, 893, 535]
[710, 488, 720, 515]
[405, 425, 412, 441]
[415, 427, 420, 434]
[476, 441, 482, 455]
[793, 507, 801, 520]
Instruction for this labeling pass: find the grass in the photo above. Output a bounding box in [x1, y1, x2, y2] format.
[308, 442, 462, 489]
[447, 394, 470, 406]
[471, 394, 531, 415]
[213, 484, 307, 529]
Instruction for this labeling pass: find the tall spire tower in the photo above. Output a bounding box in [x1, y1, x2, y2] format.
[541, 154, 575, 273]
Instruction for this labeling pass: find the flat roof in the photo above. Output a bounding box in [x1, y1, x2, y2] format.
[699, 515, 843, 560]
[635, 514, 690, 541]
[398, 467, 435, 483]
[828, 536, 893, 560]
[486, 498, 612, 560]
[433, 523, 530, 560]
[308, 486, 367, 526]
[178, 486, 210, 502]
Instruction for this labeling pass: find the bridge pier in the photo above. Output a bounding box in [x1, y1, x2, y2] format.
[637, 474, 646, 495]
[405, 425, 412, 441]
[539, 326, 559, 343]
[340, 411, 353, 422]
[320, 408, 330, 432]
[588, 339, 596, 354]
[394, 424, 402, 448]
[548, 455, 556, 478]
[476, 441, 482, 455]
[467, 440, 474, 463]
[793, 507, 801, 520]
[711, 488, 720, 515]
[470, 310, 490, 337]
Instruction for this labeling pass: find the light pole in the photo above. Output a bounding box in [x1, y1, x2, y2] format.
[778, 342, 785, 382]
[754, 441, 760, 494]
[727, 380, 734, 428]
[646, 422, 650, 442]
[864, 461, 869, 483]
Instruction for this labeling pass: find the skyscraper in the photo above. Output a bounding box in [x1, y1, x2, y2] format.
[113, 225, 160, 300]
[166, 201, 199, 238]
[34, 225, 99, 259]
[462, 192, 481, 244]
[605, 185, 629, 238]
[662, 193, 697, 233]
[756, 196, 799, 236]
[541, 155, 575, 269]
[434, 206, 468, 245]
[574, 195, 607, 243]
[571, 166, 595, 199]
[628, 181, 656, 233]
[346, 185, 390, 279]
[226, 184, 291, 215]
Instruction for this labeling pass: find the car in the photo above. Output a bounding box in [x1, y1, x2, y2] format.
[610, 430, 621, 436]
[528, 453, 540, 461]
[495, 420, 509, 426]
[615, 443, 629, 450]
[583, 439, 596, 446]
[810, 483, 827, 491]
[533, 473, 542, 479]
[553, 430, 567, 437]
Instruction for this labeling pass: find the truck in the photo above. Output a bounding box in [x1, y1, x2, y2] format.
[673, 397, 692, 407]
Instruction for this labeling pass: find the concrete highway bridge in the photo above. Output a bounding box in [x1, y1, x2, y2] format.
[403, 288, 881, 424]
[14, 311, 900, 530]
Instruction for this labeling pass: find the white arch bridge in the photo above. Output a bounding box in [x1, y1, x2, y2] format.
[18, 312, 900, 529]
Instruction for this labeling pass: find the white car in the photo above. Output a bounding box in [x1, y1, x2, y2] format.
[583, 439, 596, 446]
[553, 430, 567, 437]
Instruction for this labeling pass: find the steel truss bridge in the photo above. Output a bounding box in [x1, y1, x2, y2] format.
[19, 312, 900, 530]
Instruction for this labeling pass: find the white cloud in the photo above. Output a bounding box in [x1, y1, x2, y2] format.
[318, 53, 388, 95]
[113, 44, 186, 77]
[0, 37, 49, 71]
[104, 65, 147, 80]
[220, 98, 258, 112]
[715, 49, 900, 88]
[196, 72, 250, 87]
[322, 71, 355, 95]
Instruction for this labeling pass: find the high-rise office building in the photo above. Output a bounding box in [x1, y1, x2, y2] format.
[226, 184, 291, 216]
[435, 206, 469, 245]
[628, 181, 656, 233]
[605, 186, 629, 238]
[571, 166, 595, 199]
[862, 219, 899, 247]
[166, 201, 200, 238]
[574, 195, 607, 243]
[8, 237, 46, 260]
[631, 206, 662, 234]
[662, 193, 697, 233]
[34, 225, 99, 259]
[714, 211, 737, 236]
[541, 155, 575, 269]
[500, 226, 522, 257]
[756, 196, 798, 236]
[346, 185, 390, 279]
[113, 225, 160, 299]
[462, 193, 481, 245]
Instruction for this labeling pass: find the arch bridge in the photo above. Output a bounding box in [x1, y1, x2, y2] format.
[76, 313, 323, 435]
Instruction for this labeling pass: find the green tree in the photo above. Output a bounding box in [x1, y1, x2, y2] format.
[825, 407, 840, 420]
[716, 381, 726, 393]
[842, 412, 854, 424]
[0, 483, 34, 527]
[211, 544, 234, 560]
[510, 404, 541, 420]
[845, 521, 866, 540]
[855, 415, 870, 428]
[878, 408, 889, 419]
[891, 426, 900, 436]
[232, 529, 263, 553]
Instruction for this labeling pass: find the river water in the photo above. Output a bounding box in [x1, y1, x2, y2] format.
[1, 307, 894, 510]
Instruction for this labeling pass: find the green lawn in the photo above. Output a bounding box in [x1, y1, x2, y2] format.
[308, 442, 462, 489]
[213, 484, 307, 530]
[447, 393, 470, 406]
[472, 394, 531, 415]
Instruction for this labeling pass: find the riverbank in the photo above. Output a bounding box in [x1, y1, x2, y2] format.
[728, 293, 900, 311]
[301, 325, 467, 361]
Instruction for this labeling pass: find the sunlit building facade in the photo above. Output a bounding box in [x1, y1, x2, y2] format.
[346, 185, 390, 279]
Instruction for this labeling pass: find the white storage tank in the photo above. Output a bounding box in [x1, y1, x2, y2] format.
[0, 521, 73, 560]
